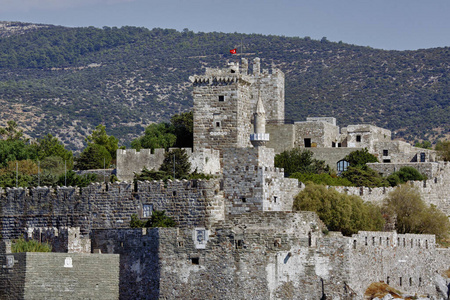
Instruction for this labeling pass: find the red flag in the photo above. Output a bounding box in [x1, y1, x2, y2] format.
[230, 48, 237, 54]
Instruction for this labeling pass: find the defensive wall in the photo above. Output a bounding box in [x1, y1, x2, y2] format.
[87, 212, 449, 299]
[0, 251, 120, 300]
[333, 161, 450, 215]
[0, 179, 224, 239]
[116, 147, 221, 182]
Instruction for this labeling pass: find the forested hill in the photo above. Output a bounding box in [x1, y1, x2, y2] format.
[0, 21, 448, 150]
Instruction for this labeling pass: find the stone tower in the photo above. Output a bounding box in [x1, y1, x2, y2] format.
[250, 95, 269, 147]
[190, 62, 253, 152]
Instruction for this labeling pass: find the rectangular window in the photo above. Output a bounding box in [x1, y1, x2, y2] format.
[420, 152, 426, 162]
[356, 135, 361, 142]
[304, 138, 311, 148]
[235, 240, 243, 249]
[143, 204, 153, 218]
[191, 257, 199, 265]
[383, 150, 389, 156]
[218, 95, 224, 102]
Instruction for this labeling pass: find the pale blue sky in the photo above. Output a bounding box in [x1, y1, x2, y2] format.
[0, 0, 449, 50]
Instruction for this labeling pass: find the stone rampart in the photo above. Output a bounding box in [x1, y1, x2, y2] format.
[348, 231, 437, 297]
[332, 162, 450, 215]
[0, 252, 119, 299]
[0, 179, 224, 239]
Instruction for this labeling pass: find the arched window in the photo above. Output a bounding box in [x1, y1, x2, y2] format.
[337, 160, 349, 173]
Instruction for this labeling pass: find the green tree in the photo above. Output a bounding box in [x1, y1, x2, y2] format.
[343, 148, 379, 167]
[159, 148, 191, 179]
[386, 166, 426, 186]
[57, 170, 97, 187]
[76, 144, 112, 170]
[131, 123, 176, 151]
[0, 139, 37, 167]
[293, 183, 384, 236]
[342, 166, 388, 187]
[383, 185, 450, 242]
[436, 140, 450, 161]
[85, 124, 119, 159]
[275, 148, 329, 177]
[415, 141, 432, 149]
[34, 134, 73, 168]
[170, 111, 193, 148]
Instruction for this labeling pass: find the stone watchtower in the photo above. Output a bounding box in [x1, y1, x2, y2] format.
[190, 58, 285, 152]
[190, 62, 253, 152]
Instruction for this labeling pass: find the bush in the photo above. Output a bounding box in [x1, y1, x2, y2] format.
[129, 211, 176, 228]
[383, 185, 450, 243]
[293, 183, 384, 236]
[386, 166, 426, 186]
[290, 172, 352, 186]
[343, 148, 378, 167]
[275, 149, 329, 177]
[12, 237, 52, 253]
[342, 166, 388, 187]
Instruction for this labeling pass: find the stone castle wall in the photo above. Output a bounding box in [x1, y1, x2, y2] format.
[348, 231, 438, 297]
[116, 147, 221, 182]
[0, 252, 120, 300]
[0, 179, 224, 239]
[333, 162, 450, 215]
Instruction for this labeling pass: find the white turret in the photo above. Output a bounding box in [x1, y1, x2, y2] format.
[250, 95, 269, 147]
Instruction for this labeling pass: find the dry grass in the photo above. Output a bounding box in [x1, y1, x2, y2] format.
[364, 282, 403, 299]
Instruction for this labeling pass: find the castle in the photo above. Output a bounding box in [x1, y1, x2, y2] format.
[1, 58, 450, 299]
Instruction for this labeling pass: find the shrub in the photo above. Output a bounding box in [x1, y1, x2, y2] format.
[290, 172, 353, 186]
[293, 183, 384, 236]
[275, 148, 329, 177]
[12, 237, 52, 253]
[383, 185, 450, 243]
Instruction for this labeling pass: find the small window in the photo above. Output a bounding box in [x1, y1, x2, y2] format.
[273, 196, 277, 203]
[399, 277, 402, 286]
[178, 241, 184, 248]
[383, 150, 389, 156]
[235, 240, 243, 249]
[143, 204, 153, 218]
[191, 257, 199, 265]
[172, 191, 177, 196]
[332, 142, 336, 147]
[356, 135, 361, 142]
[241, 197, 246, 203]
[218, 95, 224, 102]
[304, 138, 311, 148]
[215, 121, 221, 128]
[338, 143, 342, 147]
[420, 152, 426, 162]
[383, 159, 391, 163]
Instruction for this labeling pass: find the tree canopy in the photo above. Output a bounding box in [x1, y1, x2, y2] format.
[383, 185, 450, 242]
[275, 148, 329, 177]
[293, 183, 385, 236]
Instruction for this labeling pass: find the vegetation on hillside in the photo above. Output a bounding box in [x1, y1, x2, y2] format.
[0, 23, 448, 150]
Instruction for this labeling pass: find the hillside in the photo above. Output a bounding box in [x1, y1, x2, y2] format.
[0, 22, 448, 150]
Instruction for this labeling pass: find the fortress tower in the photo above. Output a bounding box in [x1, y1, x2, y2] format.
[190, 62, 253, 152]
[190, 58, 285, 152]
